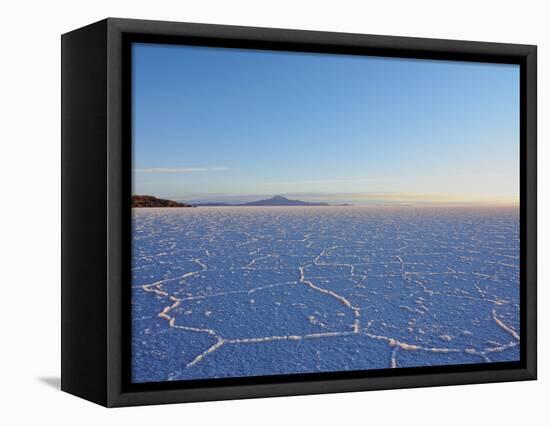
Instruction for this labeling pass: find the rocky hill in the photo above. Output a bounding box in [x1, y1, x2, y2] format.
[132, 195, 193, 208]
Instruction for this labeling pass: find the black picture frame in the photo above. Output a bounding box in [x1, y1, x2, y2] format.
[61, 17, 537, 407]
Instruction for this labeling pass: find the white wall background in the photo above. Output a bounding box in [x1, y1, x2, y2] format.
[0, 0, 546, 424]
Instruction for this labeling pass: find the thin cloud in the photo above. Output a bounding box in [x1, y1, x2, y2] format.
[134, 167, 229, 173]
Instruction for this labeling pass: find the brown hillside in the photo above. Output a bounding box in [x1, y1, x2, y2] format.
[132, 195, 193, 208]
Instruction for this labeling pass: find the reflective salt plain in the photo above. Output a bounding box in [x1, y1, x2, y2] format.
[131, 206, 520, 383]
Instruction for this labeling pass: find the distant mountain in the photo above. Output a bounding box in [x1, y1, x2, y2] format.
[193, 196, 353, 207]
[132, 195, 194, 208]
[242, 195, 329, 206]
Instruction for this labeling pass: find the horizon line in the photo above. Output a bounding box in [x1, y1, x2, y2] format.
[132, 192, 519, 207]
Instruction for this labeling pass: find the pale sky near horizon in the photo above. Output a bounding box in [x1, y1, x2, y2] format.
[132, 42, 520, 205]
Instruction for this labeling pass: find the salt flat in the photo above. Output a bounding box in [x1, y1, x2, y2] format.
[131, 206, 520, 383]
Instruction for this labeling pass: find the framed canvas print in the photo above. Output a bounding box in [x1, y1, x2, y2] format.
[61, 18, 537, 407]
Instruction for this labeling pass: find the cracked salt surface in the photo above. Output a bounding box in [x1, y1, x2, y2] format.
[131, 206, 520, 383]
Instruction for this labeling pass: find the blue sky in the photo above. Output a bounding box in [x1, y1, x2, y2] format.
[132, 43, 519, 205]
